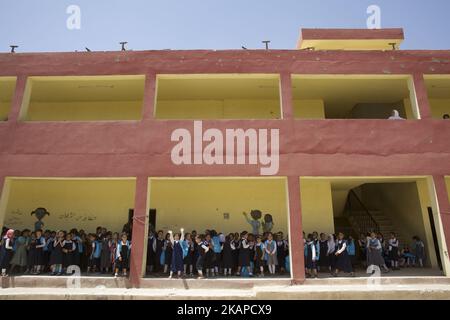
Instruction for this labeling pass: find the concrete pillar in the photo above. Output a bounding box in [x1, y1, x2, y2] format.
[411, 73, 432, 120]
[287, 176, 305, 283]
[433, 175, 450, 266]
[7, 75, 28, 122]
[142, 73, 157, 120]
[280, 73, 294, 120]
[129, 176, 149, 287]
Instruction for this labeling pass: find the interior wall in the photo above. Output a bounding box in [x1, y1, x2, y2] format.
[155, 99, 281, 119]
[446, 177, 450, 201]
[300, 179, 335, 234]
[429, 99, 450, 119]
[0, 77, 16, 121]
[293, 99, 325, 119]
[1, 179, 135, 232]
[331, 189, 349, 218]
[361, 182, 438, 267]
[149, 178, 288, 235]
[25, 101, 143, 121]
[349, 101, 406, 119]
[0, 102, 11, 121]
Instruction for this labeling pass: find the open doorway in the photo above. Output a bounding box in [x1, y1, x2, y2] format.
[144, 178, 290, 279]
[0, 178, 136, 277]
[300, 177, 447, 278]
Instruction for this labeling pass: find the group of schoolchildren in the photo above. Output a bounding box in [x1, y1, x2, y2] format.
[145, 211, 290, 278]
[0, 226, 132, 277]
[303, 230, 427, 278]
[146, 228, 289, 278]
[0, 208, 428, 279]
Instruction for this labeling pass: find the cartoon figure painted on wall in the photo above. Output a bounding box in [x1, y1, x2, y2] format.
[262, 214, 274, 233]
[243, 209, 262, 235]
[31, 208, 50, 231]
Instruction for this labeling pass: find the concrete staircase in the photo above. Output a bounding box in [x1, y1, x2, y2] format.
[347, 210, 407, 247]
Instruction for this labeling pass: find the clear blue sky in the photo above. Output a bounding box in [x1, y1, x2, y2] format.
[1, 0, 449, 52]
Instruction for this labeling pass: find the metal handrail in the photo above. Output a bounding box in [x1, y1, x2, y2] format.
[344, 189, 380, 234]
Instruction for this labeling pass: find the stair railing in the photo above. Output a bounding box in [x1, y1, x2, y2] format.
[344, 189, 380, 235]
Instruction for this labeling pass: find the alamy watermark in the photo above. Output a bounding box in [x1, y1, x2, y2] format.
[66, 5, 81, 30]
[170, 121, 280, 176]
[367, 5, 381, 29]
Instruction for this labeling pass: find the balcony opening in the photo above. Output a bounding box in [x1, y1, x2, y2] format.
[20, 75, 145, 121]
[0, 77, 16, 121]
[300, 177, 448, 277]
[144, 178, 290, 279]
[292, 75, 416, 120]
[424, 75, 450, 119]
[0, 178, 136, 276]
[155, 74, 281, 120]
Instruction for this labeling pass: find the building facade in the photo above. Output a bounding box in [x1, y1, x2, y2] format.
[0, 28, 450, 286]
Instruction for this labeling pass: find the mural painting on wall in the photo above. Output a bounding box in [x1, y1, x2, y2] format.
[4, 209, 97, 230]
[31, 207, 50, 231]
[243, 210, 275, 235]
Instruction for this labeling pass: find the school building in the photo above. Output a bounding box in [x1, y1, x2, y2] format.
[0, 28, 450, 287]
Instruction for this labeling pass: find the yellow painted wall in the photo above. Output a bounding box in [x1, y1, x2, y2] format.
[402, 99, 414, 120]
[25, 101, 143, 121]
[429, 99, 450, 119]
[1, 179, 135, 232]
[0, 77, 16, 121]
[300, 179, 335, 234]
[446, 177, 450, 201]
[293, 99, 325, 119]
[149, 178, 288, 234]
[155, 99, 281, 119]
[363, 182, 438, 267]
[0, 102, 11, 121]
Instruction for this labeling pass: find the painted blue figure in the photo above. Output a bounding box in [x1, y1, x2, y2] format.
[168, 228, 185, 278]
[31, 208, 50, 232]
[243, 210, 262, 235]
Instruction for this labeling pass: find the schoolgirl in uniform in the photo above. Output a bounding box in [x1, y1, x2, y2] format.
[237, 231, 251, 276]
[191, 230, 198, 274]
[211, 230, 222, 277]
[195, 234, 207, 278]
[109, 232, 119, 273]
[264, 232, 277, 275]
[88, 234, 102, 273]
[248, 233, 255, 276]
[232, 233, 240, 274]
[276, 232, 287, 274]
[388, 233, 400, 270]
[100, 232, 112, 274]
[10, 229, 30, 274]
[62, 232, 76, 273]
[168, 228, 184, 279]
[367, 232, 389, 272]
[327, 234, 336, 273]
[70, 229, 82, 269]
[254, 235, 265, 277]
[163, 233, 173, 274]
[146, 231, 156, 274]
[114, 233, 131, 277]
[183, 232, 194, 276]
[32, 229, 46, 275]
[0, 229, 15, 276]
[412, 236, 425, 267]
[49, 231, 65, 275]
[334, 232, 354, 277]
[203, 233, 214, 277]
[318, 233, 329, 272]
[222, 234, 235, 276]
[155, 230, 165, 272]
[305, 234, 318, 278]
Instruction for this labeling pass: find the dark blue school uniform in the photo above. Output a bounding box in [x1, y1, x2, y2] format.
[171, 240, 184, 273]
